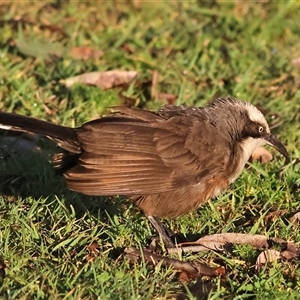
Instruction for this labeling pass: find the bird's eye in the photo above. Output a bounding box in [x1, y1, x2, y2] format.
[258, 126, 264, 133]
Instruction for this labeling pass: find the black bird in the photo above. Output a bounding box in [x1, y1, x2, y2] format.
[0, 97, 289, 247]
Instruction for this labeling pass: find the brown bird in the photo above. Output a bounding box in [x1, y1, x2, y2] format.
[0, 97, 289, 247]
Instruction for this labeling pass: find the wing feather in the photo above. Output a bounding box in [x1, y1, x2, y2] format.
[64, 107, 233, 195]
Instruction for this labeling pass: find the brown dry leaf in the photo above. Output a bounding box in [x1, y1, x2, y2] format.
[86, 242, 100, 262]
[64, 70, 138, 90]
[39, 24, 68, 38]
[70, 46, 104, 60]
[178, 270, 197, 283]
[122, 43, 135, 54]
[194, 233, 283, 250]
[147, 237, 159, 252]
[281, 250, 297, 260]
[290, 212, 300, 225]
[265, 209, 288, 223]
[250, 147, 273, 163]
[167, 233, 300, 258]
[292, 57, 300, 67]
[255, 249, 281, 270]
[233, 2, 251, 17]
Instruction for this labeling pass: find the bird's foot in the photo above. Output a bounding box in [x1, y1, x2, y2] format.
[146, 215, 176, 249]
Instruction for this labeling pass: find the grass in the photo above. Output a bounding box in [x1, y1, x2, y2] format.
[0, 1, 299, 299]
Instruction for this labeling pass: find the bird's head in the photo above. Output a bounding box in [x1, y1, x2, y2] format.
[210, 97, 290, 162]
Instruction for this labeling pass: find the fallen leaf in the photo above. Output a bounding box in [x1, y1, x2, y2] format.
[292, 57, 300, 67]
[178, 270, 197, 283]
[290, 212, 300, 225]
[39, 24, 68, 38]
[70, 46, 104, 60]
[64, 70, 138, 89]
[265, 209, 287, 223]
[147, 237, 159, 252]
[250, 147, 273, 163]
[167, 233, 300, 259]
[122, 43, 135, 54]
[281, 250, 297, 260]
[255, 249, 281, 270]
[86, 242, 100, 262]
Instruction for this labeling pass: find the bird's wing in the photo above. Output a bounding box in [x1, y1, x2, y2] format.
[153, 114, 237, 188]
[64, 107, 233, 196]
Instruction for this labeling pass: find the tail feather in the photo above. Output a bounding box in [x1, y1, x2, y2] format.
[0, 111, 80, 153]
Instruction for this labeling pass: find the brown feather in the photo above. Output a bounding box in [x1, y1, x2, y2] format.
[63, 106, 241, 211]
[0, 97, 284, 220]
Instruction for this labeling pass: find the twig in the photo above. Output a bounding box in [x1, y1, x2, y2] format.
[124, 247, 224, 277]
[166, 233, 300, 259]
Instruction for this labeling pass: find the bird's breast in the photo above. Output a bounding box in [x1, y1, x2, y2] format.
[134, 177, 231, 218]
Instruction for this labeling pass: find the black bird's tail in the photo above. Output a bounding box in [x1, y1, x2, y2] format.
[0, 111, 81, 154]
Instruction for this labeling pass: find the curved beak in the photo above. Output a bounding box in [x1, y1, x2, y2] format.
[263, 133, 290, 163]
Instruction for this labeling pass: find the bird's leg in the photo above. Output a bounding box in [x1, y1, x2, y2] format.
[146, 215, 176, 249]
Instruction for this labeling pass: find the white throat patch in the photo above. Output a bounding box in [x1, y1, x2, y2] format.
[229, 136, 267, 184]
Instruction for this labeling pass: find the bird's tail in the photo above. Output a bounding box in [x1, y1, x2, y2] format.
[0, 111, 80, 153]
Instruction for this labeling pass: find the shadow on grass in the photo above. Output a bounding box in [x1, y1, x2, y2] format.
[0, 132, 132, 224]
